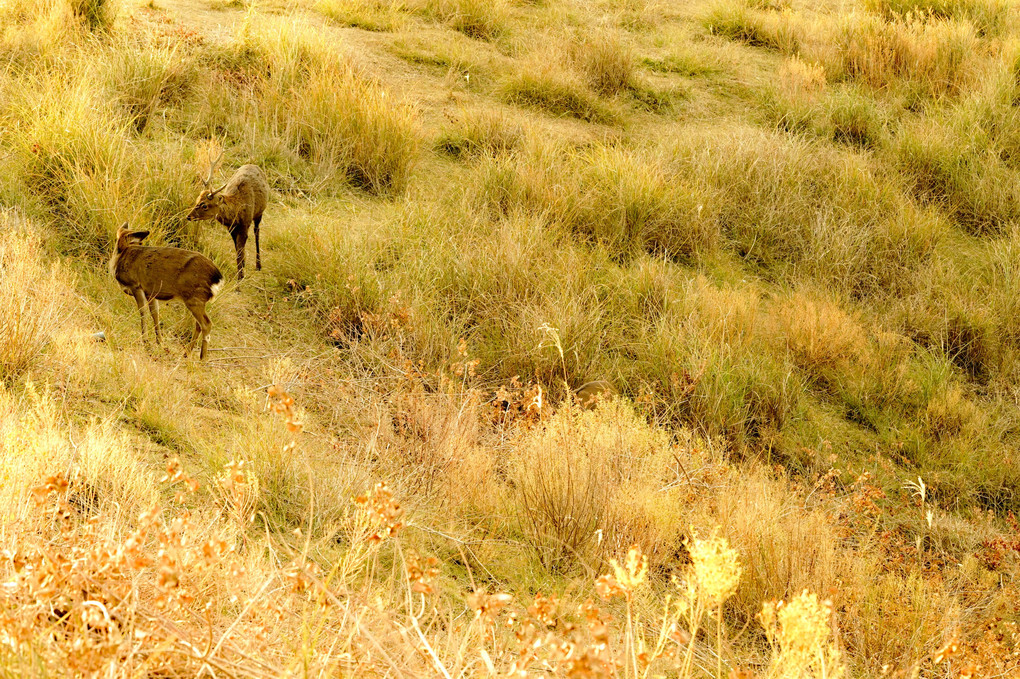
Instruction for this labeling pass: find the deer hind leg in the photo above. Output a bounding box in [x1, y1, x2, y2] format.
[231, 225, 248, 281]
[253, 214, 262, 271]
[185, 302, 213, 360]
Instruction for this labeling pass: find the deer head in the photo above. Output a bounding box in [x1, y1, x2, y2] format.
[187, 151, 227, 221]
[116, 223, 150, 250]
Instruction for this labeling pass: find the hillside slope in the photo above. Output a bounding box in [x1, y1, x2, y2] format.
[2, 0, 1020, 675]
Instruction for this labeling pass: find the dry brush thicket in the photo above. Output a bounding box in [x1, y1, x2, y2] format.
[2, 0, 1020, 675]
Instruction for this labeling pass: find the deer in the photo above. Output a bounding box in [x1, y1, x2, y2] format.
[187, 152, 269, 281]
[110, 223, 224, 360]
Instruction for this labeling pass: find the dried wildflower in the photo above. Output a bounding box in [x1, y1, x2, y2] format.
[688, 530, 741, 606]
[406, 551, 439, 595]
[468, 589, 513, 618]
[761, 590, 843, 676]
[216, 459, 259, 530]
[160, 457, 199, 502]
[267, 385, 303, 434]
[528, 593, 559, 627]
[931, 632, 959, 664]
[594, 574, 626, 601]
[353, 483, 404, 542]
[613, 544, 648, 590]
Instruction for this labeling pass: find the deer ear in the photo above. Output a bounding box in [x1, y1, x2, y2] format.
[129, 230, 150, 243]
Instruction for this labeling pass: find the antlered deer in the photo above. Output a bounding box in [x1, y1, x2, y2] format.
[187, 152, 269, 281]
[110, 223, 224, 360]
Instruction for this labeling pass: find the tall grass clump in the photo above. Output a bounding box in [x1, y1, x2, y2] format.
[435, 106, 524, 158]
[864, 0, 1012, 36]
[208, 23, 421, 194]
[313, 0, 405, 31]
[477, 141, 719, 261]
[0, 70, 134, 256]
[69, 0, 113, 32]
[569, 30, 634, 96]
[823, 12, 980, 99]
[703, 1, 800, 53]
[105, 42, 197, 134]
[671, 126, 945, 295]
[501, 58, 620, 124]
[510, 400, 682, 570]
[0, 214, 70, 384]
[634, 307, 802, 449]
[892, 119, 1020, 233]
[407, 0, 512, 40]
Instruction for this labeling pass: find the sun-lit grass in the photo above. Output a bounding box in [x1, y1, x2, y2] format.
[3, 0, 1020, 674]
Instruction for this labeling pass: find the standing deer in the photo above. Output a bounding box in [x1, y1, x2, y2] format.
[110, 223, 224, 360]
[187, 152, 269, 281]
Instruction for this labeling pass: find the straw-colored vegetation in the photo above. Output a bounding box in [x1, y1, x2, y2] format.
[2, 0, 1020, 675]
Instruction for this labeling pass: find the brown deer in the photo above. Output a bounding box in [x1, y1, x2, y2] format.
[110, 223, 224, 360]
[187, 152, 269, 281]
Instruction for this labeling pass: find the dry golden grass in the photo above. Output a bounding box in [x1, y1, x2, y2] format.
[2, 0, 1020, 674]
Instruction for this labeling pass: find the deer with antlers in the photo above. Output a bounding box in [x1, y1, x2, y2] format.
[187, 152, 269, 281]
[110, 223, 223, 360]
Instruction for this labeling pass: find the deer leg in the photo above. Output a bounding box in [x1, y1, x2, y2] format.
[253, 215, 262, 271]
[231, 226, 248, 281]
[147, 298, 161, 345]
[132, 289, 147, 339]
[186, 320, 201, 357]
[185, 302, 213, 360]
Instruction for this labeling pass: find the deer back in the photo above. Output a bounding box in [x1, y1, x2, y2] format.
[217, 165, 269, 225]
[113, 244, 223, 302]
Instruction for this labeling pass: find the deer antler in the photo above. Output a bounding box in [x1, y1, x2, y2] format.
[204, 150, 224, 189]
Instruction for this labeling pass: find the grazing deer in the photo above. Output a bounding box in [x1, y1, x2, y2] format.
[110, 223, 224, 360]
[187, 152, 269, 281]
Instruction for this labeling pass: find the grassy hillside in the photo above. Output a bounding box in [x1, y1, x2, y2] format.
[2, 0, 1020, 674]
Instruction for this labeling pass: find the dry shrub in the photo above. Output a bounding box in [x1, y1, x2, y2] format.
[385, 385, 483, 496]
[767, 54, 828, 133]
[772, 290, 871, 391]
[510, 400, 683, 570]
[0, 214, 70, 383]
[708, 467, 843, 626]
[824, 12, 981, 99]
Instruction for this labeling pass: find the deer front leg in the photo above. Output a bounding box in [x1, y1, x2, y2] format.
[231, 225, 248, 281]
[132, 289, 147, 339]
[253, 214, 262, 271]
[147, 298, 161, 345]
